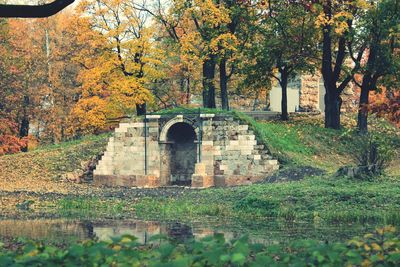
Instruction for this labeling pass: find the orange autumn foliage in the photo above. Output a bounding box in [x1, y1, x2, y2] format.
[68, 96, 110, 136]
[0, 118, 27, 156]
[370, 88, 400, 128]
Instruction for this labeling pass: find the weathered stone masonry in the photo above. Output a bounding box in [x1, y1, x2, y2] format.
[94, 114, 279, 188]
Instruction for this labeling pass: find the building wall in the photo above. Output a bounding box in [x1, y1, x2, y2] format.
[299, 75, 320, 111]
[269, 77, 301, 112]
[269, 74, 358, 113]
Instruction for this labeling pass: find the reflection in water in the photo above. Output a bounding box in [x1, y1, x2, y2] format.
[0, 219, 384, 245]
[0, 219, 90, 241]
[0, 219, 198, 244]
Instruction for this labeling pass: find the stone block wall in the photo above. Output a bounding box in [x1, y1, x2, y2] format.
[300, 75, 320, 111]
[207, 116, 278, 186]
[299, 74, 358, 112]
[94, 114, 279, 188]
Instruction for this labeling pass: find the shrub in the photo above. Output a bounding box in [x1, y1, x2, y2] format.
[0, 227, 399, 266]
[352, 133, 394, 179]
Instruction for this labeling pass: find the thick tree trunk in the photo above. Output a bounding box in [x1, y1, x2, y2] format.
[136, 103, 146, 116]
[357, 82, 370, 134]
[202, 55, 216, 108]
[220, 58, 229, 110]
[320, 2, 342, 130]
[279, 68, 289, 121]
[357, 45, 377, 134]
[321, 24, 341, 128]
[324, 88, 342, 130]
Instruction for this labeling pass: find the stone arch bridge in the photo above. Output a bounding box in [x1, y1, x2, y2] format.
[94, 113, 279, 188]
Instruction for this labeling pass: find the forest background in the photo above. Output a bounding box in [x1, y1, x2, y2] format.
[0, 0, 399, 155]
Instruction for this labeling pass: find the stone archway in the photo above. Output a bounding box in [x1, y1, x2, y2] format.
[164, 122, 197, 186]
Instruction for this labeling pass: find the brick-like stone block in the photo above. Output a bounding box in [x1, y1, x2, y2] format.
[214, 175, 226, 187]
[254, 155, 261, 160]
[191, 175, 203, 188]
[116, 175, 136, 187]
[94, 175, 116, 187]
[192, 175, 214, 188]
[238, 125, 249, 131]
[136, 175, 149, 187]
[147, 175, 161, 187]
[229, 140, 239, 146]
[268, 160, 278, 165]
[203, 175, 214, 188]
[194, 163, 206, 175]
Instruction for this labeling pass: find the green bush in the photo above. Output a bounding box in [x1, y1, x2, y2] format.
[352, 133, 395, 180]
[1, 227, 399, 266]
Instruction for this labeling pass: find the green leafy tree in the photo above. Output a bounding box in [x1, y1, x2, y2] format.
[350, 0, 400, 133]
[243, 1, 318, 120]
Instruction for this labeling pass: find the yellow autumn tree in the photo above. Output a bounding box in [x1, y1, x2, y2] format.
[68, 0, 164, 136]
[138, 0, 250, 109]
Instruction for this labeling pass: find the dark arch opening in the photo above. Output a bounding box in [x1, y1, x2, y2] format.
[166, 123, 197, 186]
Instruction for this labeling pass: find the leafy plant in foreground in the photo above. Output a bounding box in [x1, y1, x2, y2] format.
[0, 226, 399, 266]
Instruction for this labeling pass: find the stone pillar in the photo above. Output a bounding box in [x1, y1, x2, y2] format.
[199, 114, 215, 176]
[159, 143, 170, 186]
[145, 115, 161, 180]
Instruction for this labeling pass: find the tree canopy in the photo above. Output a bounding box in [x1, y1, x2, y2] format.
[0, 0, 399, 154]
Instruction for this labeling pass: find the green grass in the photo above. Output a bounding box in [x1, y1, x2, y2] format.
[57, 197, 127, 218]
[49, 176, 400, 225]
[150, 107, 231, 115]
[233, 111, 400, 171]
[128, 176, 400, 225]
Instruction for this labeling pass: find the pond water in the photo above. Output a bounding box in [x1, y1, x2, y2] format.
[0, 218, 385, 245]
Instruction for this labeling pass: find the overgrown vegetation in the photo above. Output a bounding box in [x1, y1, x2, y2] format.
[351, 133, 395, 180]
[0, 227, 399, 266]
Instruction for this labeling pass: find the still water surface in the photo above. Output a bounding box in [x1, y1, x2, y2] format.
[0, 218, 383, 244]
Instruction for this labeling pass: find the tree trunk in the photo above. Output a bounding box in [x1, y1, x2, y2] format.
[324, 88, 342, 130]
[202, 55, 216, 108]
[19, 116, 29, 138]
[357, 81, 370, 134]
[186, 77, 190, 105]
[179, 77, 185, 97]
[220, 58, 229, 110]
[357, 44, 377, 134]
[136, 103, 146, 116]
[279, 68, 289, 121]
[19, 96, 30, 152]
[320, 3, 342, 130]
